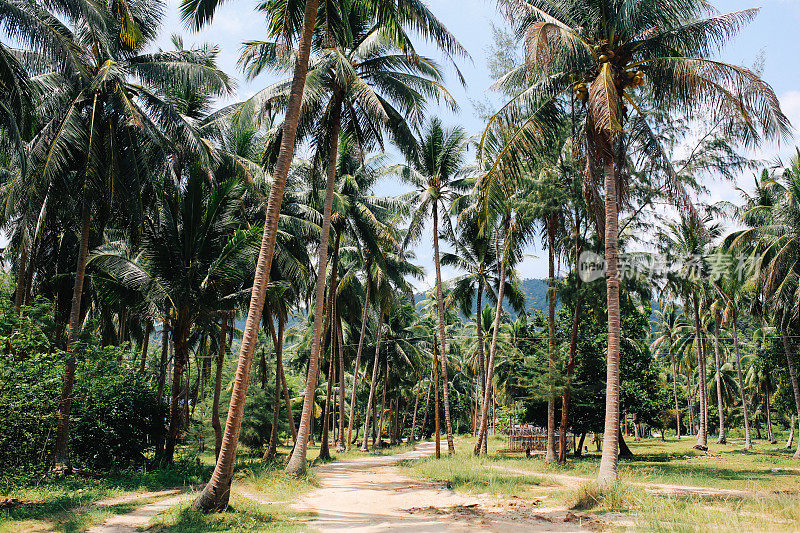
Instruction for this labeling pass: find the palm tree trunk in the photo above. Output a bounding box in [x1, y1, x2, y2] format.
[474, 227, 508, 455]
[433, 337, 441, 458]
[276, 315, 295, 442]
[53, 204, 91, 470]
[265, 313, 281, 461]
[713, 312, 726, 444]
[419, 365, 433, 440]
[692, 295, 708, 450]
[286, 99, 342, 475]
[546, 219, 557, 463]
[765, 381, 776, 444]
[432, 207, 455, 454]
[732, 314, 752, 449]
[672, 356, 681, 439]
[213, 316, 227, 459]
[140, 321, 152, 374]
[14, 234, 29, 315]
[409, 378, 421, 442]
[336, 313, 346, 451]
[786, 414, 795, 449]
[346, 278, 370, 449]
[597, 160, 621, 489]
[377, 358, 388, 446]
[559, 244, 583, 462]
[319, 347, 335, 460]
[361, 305, 384, 451]
[780, 323, 800, 459]
[193, 0, 321, 510]
[166, 323, 190, 463]
[475, 281, 485, 438]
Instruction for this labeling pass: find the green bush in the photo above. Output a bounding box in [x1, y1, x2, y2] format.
[0, 292, 166, 478]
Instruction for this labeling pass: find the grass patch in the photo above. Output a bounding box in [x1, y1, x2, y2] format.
[399, 453, 551, 497]
[571, 481, 639, 512]
[0, 459, 210, 533]
[0, 494, 165, 533]
[149, 494, 312, 533]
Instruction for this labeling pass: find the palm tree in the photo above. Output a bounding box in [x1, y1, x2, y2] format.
[651, 302, 692, 439]
[188, 0, 464, 502]
[730, 153, 800, 459]
[90, 171, 262, 462]
[473, 171, 536, 455]
[6, 0, 232, 469]
[441, 220, 524, 447]
[659, 215, 722, 450]
[487, 0, 788, 486]
[400, 117, 470, 455]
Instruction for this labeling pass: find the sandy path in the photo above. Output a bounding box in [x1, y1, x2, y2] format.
[84, 492, 195, 533]
[294, 442, 599, 532]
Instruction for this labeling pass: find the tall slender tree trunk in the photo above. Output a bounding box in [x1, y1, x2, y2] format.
[433, 337, 441, 458]
[713, 312, 726, 444]
[336, 314, 346, 451]
[166, 323, 190, 463]
[276, 315, 296, 442]
[53, 204, 91, 470]
[409, 378, 421, 442]
[23, 236, 37, 307]
[559, 242, 582, 463]
[265, 313, 282, 460]
[475, 227, 508, 455]
[432, 207, 455, 454]
[286, 99, 341, 475]
[765, 382, 776, 444]
[157, 324, 169, 403]
[140, 321, 152, 374]
[598, 160, 621, 489]
[786, 414, 795, 450]
[692, 295, 708, 450]
[780, 324, 800, 459]
[14, 234, 29, 315]
[672, 356, 681, 439]
[546, 219, 557, 463]
[419, 365, 433, 440]
[346, 278, 370, 449]
[475, 282, 485, 438]
[687, 369, 696, 435]
[377, 359, 388, 446]
[361, 306, 384, 451]
[731, 314, 752, 449]
[319, 347, 335, 460]
[213, 317, 227, 459]
[193, 0, 321, 510]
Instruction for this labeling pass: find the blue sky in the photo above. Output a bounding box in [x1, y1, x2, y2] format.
[156, 0, 800, 285]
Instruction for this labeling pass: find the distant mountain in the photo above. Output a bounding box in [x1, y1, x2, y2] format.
[414, 278, 553, 318]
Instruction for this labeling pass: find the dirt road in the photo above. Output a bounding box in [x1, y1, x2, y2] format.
[294, 441, 599, 532]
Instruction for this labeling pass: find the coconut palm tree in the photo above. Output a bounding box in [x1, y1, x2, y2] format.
[239, 0, 457, 474]
[658, 215, 722, 450]
[441, 220, 524, 445]
[90, 170, 263, 462]
[400, 117, 470, 454]
[729, 153, 800, 459]
[486, 0, 788, 486]
[651, 302, 692, 439]
[4, 0, 232, 470]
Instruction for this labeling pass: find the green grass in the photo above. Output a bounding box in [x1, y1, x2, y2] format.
[398, 453, 552, 496]
[0, 459, 211, 532]
[398, 434, 800, 532]
[149, 494, 313, 532]
[450, 433, 800, 493]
